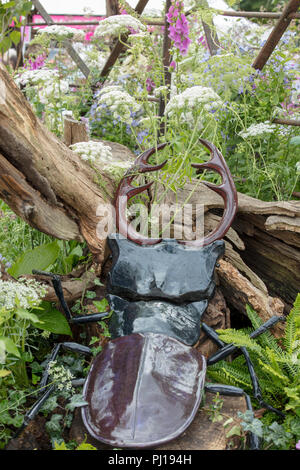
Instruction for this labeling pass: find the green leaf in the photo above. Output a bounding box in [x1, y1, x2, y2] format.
[0, 369, 11, 378]
[93, 298, 109, 311]
[289, 136, 300, 146]
[54, 441, 68, 451]
[33, 302, 72, 336]
[0, 336, 20, 358]
[15, 308, 41, 324]
[65, 394, 88, 412]
[9, 30, 20, 46]
[226, 424, 242, 438]
[8, 241, 60, 278]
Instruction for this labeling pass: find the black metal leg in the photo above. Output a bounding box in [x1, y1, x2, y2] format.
[32, 270, 109, 324]
[203, 317, 285, 417]
[13, 342, 91, 440]
[205, 383, 260, 450]
[39, 342, 92, 390]
[206, 315, 286, 365]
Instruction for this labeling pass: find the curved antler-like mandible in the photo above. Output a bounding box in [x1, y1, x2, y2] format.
[180, 138, 238, 247]
[115, 143, 168, 245]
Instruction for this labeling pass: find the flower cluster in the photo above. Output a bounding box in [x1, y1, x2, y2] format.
[96, 85, 141, 124]
[15, 68, 59, 87]
[70, 141, 132, 172]
[94, 15, 146, 38]
[36, 25, 85, 42]
[72, 43, 106, 70]
[47, 360, 74, 392]
[15, 68, 69, 108]
[165, 85, 222, 127]
[0, 278, 47, 311]
[239, 121, 277, 139]
[166, 1, 191, 56]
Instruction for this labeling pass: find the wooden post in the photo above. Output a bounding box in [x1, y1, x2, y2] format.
[100, 0, 150, 80]
[200, 0, 220, 56]
[106, 0, 120, 16]
[252, 0, 300, 70]
[31, 0, 90, 78]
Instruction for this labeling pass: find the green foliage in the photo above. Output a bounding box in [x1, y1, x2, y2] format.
[8, 241, 60, 278]
[208, 295, 300, 449]
[0, 1, 32, 54]
[32, 302, 72, 336]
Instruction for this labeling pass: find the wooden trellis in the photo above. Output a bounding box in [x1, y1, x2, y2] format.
[27, 0, 300, 126]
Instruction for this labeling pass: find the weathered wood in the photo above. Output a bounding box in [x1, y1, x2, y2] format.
[217, 259, 285, 337]
[64, 116, 89, 146]
[106, 0, 120, 17]
[0, 63, 134, 263]
[252, 0, 300, 70]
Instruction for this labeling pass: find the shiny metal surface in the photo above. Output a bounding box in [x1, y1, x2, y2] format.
[82, 333, 206, 448]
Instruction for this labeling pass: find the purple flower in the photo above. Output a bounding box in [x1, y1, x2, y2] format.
[296, 440, 300, 450]
[166, 1, 191, 57]
[169, 60, 176, 71]
[146, 78, 155, 93]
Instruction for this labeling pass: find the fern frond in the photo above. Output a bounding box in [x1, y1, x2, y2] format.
[283, 294, 300, 353]
[216, 328, 264, 356]
[246, 305, 282, 352]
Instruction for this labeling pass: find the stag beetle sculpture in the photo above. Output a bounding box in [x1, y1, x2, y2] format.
[18, 139, 285, 450]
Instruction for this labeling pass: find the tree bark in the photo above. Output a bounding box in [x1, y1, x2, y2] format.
[0, 64, 134, 263]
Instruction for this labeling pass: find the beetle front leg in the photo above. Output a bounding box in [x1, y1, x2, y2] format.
[32, 270, 109, 324]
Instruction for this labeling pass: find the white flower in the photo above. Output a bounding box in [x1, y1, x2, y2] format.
[38, 78, 69, 104]
[47, 360, 74, 391]
[14, 68, 59, 87]
[72, 43, 106, 70]
[165, 86, 222, 128]
[37, 25, 85, 41]
[94, 15, 146, 38]
[0, 278, 46, 311]
[239, 121, 277, 139]
[296, 161, 300, 173]
[70, 141, 132, 172]
[96, 85, 141, 124]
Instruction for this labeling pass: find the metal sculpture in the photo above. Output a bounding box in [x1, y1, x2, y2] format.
[18, 140, 285, 450]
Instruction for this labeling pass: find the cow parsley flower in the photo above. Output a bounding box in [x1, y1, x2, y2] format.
[37, 25, 85, 42]
[94, 15, 146, 38]
[165, 86, 222, 127]
[96, 85, 141, 124]
[70, 141, 132, 173]
[239, 121, 277, 139]
[47, 360, 74, 392]
[15, 68, 59, 87]
[0, 278, 47, 311]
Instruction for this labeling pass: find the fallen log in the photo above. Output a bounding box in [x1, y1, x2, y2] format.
[0, 63, 135, 263]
